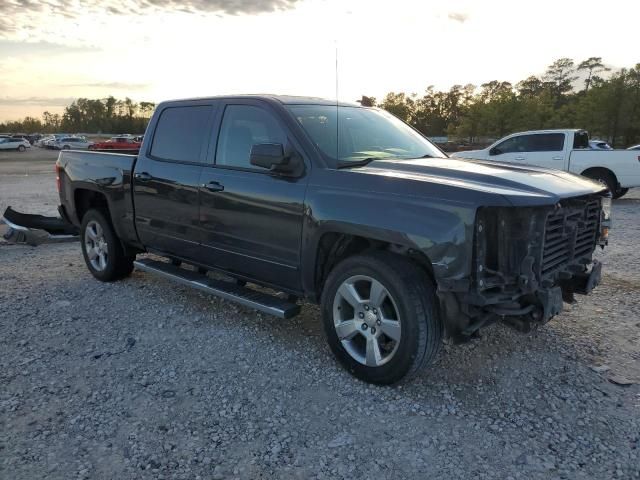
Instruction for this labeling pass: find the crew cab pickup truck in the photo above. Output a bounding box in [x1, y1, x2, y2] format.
[451, 129, 640, 199]
[56, 96, 611, 384]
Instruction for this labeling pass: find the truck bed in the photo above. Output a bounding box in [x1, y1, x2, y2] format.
[56, 150, 139, 246]
[569, 149, 640, 188]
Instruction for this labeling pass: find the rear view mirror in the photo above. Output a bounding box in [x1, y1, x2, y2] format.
[250, 143, 303, 176]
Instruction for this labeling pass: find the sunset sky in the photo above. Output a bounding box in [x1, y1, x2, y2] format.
[0, 0, 638, 121]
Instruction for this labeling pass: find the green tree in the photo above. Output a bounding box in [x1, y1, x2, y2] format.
[544, 58, 577, 104]
[379, 92, 416, 124]
[577, 57, 610, 92]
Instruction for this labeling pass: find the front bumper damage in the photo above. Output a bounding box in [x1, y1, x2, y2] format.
[441, 194, 608, 340]
[1, 206, 78, 246]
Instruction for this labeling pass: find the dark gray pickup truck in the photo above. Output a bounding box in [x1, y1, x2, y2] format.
[56, 95, 610, 384]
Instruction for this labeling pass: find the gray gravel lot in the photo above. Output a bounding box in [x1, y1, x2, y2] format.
[1, 148, 639, 479]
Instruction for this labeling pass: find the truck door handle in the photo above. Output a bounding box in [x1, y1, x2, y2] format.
[552, 156, 563, 161]
[134, 172, 152, 181]
[201, 181, 224, 192]
[514, 156, 525, 161]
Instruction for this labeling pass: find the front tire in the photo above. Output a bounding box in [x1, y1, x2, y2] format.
[584, 169, 616, 196]
[613, 187, 629, 199]
[17, 145, 25, 152]
[80, 209, 134, 282]
[321, 251, 442, 385]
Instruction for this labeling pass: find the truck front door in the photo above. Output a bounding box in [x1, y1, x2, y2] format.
[489, 133, 566, 170]
[133, 102, 216, 258]
[197, 100, 309, 291]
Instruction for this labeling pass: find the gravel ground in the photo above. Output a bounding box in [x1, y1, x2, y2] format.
[1, 149, 639, 479]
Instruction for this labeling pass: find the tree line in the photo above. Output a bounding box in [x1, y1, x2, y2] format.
[2, 58, 640, 146]
[0, 96, 155, 134]
[365, 57, 640, 148]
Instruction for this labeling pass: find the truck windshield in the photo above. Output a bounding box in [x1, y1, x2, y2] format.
[288, 105, 446, 167]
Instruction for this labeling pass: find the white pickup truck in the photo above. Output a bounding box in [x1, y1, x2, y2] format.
[451, 129, 640, 198]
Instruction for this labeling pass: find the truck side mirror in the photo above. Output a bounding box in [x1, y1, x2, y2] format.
[250, 143, 303, 176]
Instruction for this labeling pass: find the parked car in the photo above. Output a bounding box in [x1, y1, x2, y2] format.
[0, 137, 31, 151]
[451, 129, 640, 198]
[627, 145, 640, 151]
[36, 136, 55, 147]
[88, 136, 141, 151]
[53, 136, 93, 150]
[44, 134, 68, 149]
[56, 95, 610, 384]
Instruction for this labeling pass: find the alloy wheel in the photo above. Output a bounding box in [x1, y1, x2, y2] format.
[332, 275, 402, 367]
[85, 220, 109, 271]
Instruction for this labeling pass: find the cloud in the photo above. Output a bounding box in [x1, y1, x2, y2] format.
[0, 0, 302, 41]
[0, 0, 302, 18]
[61, 82, 150, 90]
[447, 12, 469, 23]
[0, 96, 75, 106]
[0, 40, 98, 56]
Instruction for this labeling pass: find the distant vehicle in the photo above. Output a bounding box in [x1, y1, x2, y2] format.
[53, 136, 93, 150]
[43, 134, 68, 149]
[628, 145, 640, 151]
[88, 136, 141, 151]
[0, 138, 31, 151]
[589, 140, 612, 150]
[451, 129, 640, 198]
[36, 136, 55, 147]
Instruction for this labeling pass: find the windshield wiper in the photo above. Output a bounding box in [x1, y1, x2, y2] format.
[337, 157, 378, 169]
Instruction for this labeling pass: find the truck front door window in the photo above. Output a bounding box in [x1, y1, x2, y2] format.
[492, 136, 524, 155]
[216, 105, 286, 169]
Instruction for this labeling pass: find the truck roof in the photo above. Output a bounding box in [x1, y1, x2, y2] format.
[158, 94, 361, 108]
[508, 129, 586, 135]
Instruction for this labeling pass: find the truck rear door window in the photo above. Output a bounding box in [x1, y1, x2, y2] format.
[524, 133, 565, 152]
[573, 131, 589, 149]
[150, 106, 212, 162]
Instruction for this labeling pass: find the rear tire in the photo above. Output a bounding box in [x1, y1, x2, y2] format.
[63, 145, 70, 150]
[321, 251, 442, 385]
[80, 209, 134, 282]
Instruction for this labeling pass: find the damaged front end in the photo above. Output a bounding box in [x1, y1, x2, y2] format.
[1, 206, 78, 246]
[445, 194, 609, 339]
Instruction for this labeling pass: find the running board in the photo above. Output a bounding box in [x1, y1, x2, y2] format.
[133, 258, 301, 319]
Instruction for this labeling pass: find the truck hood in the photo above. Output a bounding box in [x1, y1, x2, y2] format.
[449, 149, 487, 159]
[358, 157, 606, 206]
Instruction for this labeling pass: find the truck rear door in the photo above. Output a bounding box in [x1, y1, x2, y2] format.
[133, 102, 216, 258]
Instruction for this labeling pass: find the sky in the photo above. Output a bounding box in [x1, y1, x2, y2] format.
[0, 0, 638, 121]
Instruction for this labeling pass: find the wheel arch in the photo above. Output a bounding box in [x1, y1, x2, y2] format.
[73, 188, 111, 224]
[307, 228, 436, 303]
[73, 187, 140, 256]
[581, 166, 619, 190]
